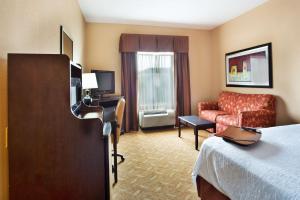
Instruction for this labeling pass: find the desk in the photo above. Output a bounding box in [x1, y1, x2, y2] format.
[80, 102, 119, 184]
[8, 54, 111, 200]
[82, 108, 118, 185]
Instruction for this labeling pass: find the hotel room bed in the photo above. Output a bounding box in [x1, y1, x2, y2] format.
[192, 124, 300, 200]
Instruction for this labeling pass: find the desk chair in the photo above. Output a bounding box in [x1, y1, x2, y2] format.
[112, 97, 125, 162]
[112, 98, 125, 183]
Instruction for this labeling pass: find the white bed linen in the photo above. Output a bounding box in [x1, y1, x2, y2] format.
[192, 124, 300, 200]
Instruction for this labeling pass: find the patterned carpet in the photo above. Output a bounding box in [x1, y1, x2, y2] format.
[112, 128, 209, 200]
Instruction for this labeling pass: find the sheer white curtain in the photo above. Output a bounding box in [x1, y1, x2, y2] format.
[137, 52, 175, 112]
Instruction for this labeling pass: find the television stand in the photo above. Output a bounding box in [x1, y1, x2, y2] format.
[99, 93, 108, 99]
[92, 95, 123, 108]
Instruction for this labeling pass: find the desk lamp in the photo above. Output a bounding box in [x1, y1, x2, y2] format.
[82, 73, 98, 105]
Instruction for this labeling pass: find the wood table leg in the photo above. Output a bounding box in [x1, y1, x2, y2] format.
[194, 128, 199, 150]
[113, 141, 118, 184]
[213, 124, 216, 133]
[112, 121, 118, 184]
[178, 119, 181, 137]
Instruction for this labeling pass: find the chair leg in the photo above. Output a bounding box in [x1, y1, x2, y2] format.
[112, 165, 115, 173]
[116, 153, 125, 162]
[112, 153, 125, 162]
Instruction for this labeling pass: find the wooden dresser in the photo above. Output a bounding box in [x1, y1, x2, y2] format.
[8, 54, 112, 200]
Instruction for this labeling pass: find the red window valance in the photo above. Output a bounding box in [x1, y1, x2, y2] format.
[119, 33, 189, 53]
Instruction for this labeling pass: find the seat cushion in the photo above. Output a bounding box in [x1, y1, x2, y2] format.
[216, 115, 239, 126]
[216, 123, 228, 134]
[200, 110, 228, 122]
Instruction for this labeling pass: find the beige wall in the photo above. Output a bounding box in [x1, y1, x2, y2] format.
[85, 23, 214, 113]
[211, 0, 300, 124]
[1, 0, 299, 198]
[0, 0, 86, 199]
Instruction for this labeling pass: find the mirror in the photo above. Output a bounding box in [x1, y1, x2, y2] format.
[60, 25, 73, 61]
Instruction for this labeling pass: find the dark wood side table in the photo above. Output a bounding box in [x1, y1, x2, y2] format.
[178, 116, 216, 150]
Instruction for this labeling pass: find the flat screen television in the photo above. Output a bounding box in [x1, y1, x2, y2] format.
[91, 70, 115, 96]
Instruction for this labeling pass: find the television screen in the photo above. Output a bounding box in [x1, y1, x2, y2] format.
[92, 70, 115, 95]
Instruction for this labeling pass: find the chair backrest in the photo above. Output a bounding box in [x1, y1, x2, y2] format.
[113, 97, 125, 144]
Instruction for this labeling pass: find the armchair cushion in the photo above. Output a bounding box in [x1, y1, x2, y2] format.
[238, 109, 276, 127]
[200, 110, 228, 122]
[216, 115, 239, 127]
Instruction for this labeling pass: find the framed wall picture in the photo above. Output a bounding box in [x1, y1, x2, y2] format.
[225, 43, 273, 88]
[60, 25, 73, 61]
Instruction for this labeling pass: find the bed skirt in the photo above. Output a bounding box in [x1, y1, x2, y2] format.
[196, 176, 229, 200]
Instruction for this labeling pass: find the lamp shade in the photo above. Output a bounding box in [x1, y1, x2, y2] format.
[82, 73, 98, 89]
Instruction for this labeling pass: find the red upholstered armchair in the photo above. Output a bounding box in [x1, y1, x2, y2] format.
[198, 91, 276, 133]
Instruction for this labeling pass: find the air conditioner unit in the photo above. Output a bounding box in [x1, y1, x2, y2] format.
[139, 109, 175, 128]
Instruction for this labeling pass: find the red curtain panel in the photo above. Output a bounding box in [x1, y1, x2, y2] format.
[175, 52, 191, 126]
[121, 52, 139, 132]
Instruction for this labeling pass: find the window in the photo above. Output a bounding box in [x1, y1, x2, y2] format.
[137, 52, 175, 111]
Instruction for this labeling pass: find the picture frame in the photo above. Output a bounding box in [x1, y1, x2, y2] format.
[225, 43, 273, 88]
[60, 25, 73, 61]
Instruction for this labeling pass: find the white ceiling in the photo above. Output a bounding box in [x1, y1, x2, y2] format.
[77, 0, 268, 29]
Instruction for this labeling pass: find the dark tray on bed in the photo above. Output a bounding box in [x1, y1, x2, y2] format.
[216, 126, 262, 146]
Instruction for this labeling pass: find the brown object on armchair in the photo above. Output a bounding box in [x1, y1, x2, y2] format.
[198, 91, 276, 133]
